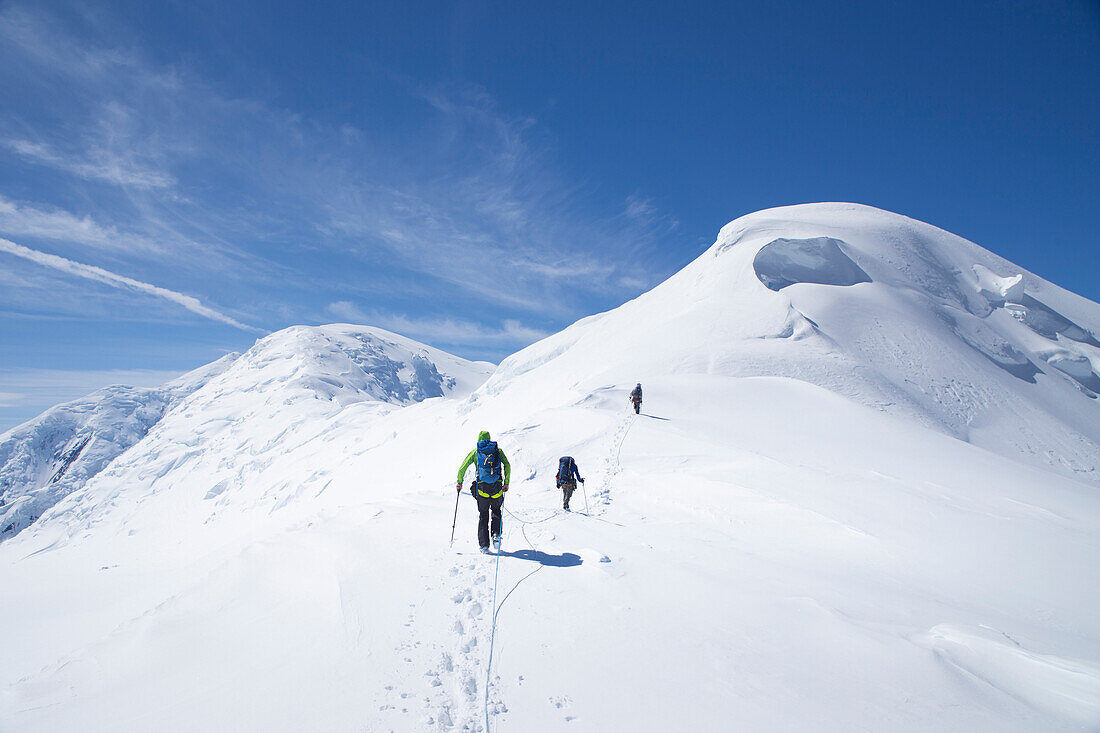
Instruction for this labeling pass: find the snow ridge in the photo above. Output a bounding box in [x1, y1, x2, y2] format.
[475, 203, 1100, 482]
[1, 204, 1098, 732]
[0, 354, 239, 541]
[0, 325, 493, 542]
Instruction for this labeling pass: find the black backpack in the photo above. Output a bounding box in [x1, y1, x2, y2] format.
[557, 456, 575, 483]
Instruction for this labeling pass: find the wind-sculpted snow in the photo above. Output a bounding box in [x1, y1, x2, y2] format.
[1, 205, 1098, 732]
[249, 326, 469, 405]
[10, 324, 492, 543]
[0, 354, 238, 541]
[211, 324, 492, 413]
[753, 236, 871, 290]
[0, 326, 491, 542]
[919, 624, 1100, 726]
[479, 203, 1100, 482]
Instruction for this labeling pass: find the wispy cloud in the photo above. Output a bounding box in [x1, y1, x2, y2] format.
[327, 301, 549, 350]
[0, 5, 677, 338]
[0, 5, 123, 81]
[0, 237, 262, 333]
[313, 85, 671, 314]
[623, 194, 678, 232]
[0, 194, 165, 253]
[4, 138, 175, 189]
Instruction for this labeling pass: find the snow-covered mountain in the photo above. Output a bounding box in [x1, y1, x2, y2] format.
[0, 353, 239, 541]
[0, 324, 493, 543]
[481, 202, 1100, 482]
[1, 204, 1097, 732]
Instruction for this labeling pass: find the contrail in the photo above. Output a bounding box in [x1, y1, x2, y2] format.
[0, 237, 264, 333]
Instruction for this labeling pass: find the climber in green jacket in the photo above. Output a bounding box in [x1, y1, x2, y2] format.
[456, 430, 512, 552]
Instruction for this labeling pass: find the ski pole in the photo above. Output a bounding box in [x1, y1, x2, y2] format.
[450, 486, 461, 546]
[582, 479, 589, 514]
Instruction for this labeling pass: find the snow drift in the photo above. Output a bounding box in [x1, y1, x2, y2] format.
[1, 204, 1098, 733]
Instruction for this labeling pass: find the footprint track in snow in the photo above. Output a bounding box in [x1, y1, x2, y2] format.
[426, 415, 632, 731]
[591, 410, 634, 512]
[424, 556, 498, 731]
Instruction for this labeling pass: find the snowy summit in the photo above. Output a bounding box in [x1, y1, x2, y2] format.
[1, 204, 1098, 732]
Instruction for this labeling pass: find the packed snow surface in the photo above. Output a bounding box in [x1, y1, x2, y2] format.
[1, 204, 1098, 732]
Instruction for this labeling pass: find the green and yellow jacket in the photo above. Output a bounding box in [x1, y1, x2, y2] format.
[457, 430, 511, 498]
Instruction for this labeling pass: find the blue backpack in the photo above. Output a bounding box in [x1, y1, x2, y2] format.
[476, 440, 502, 483]
[557, 456, 575, 482]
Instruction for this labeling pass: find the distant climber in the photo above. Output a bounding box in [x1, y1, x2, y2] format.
[456, 430, 512, 553]
[556, 456, 584, 511]
[629, 383, 643, 414]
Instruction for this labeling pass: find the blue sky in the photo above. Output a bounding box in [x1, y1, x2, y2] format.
[1, 0, 1097, 430]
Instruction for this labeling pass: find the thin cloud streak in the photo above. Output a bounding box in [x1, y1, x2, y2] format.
[0, 237, 263, 333]
[310, 83, 671, 314]
[0, 194, 165, 253]
[327, 301, 549, 350]
[0, 5, 675, 332]
[3, 138, 175, 189]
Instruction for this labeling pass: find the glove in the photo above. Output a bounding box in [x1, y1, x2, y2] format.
[580, 478, 585, 483]
[456, 482, 462, 493]
[503, 484, 509, 492]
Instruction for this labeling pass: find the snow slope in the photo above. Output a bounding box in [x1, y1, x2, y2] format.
[0, 353, 239, 541]
[480, 203, 1100, 483]
[0, 324, 492, 545]
[1, 204, 1098, 732]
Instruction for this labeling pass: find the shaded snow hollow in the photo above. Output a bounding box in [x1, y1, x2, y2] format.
[753, 236, 871, 290]
[1, 204, 1098, 732]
